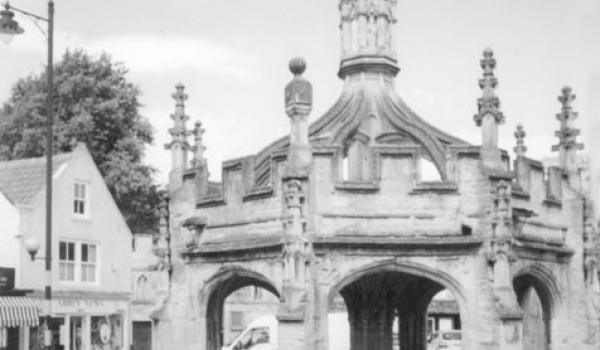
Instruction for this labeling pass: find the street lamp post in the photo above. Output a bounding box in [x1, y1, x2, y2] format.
[1, 1, 54, 348]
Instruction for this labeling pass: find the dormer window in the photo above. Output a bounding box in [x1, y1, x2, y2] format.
[73, 182, 88, 216]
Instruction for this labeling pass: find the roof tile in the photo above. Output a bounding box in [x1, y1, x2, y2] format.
[0, 153, 73, 206]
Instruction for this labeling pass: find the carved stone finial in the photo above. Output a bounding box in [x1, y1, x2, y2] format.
[289, 57, 306, 76]
[190, 120, 206, 167]
[172, 83, 188, 107]
[552, 86, 584, 166]
[285, 57, 312, 116]
[165, 84, 191, 152]
[474, 48, 504, 126]
[558, 86, 575, 112]
[513, 124, 527, 157]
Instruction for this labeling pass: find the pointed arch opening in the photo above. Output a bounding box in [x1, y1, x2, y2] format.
[201, 268, 280, 350]
[327, 262, 467, 350]
[513, 267, 559, 350]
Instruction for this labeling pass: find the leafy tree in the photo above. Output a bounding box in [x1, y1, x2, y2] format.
[0, 49, 159, 233]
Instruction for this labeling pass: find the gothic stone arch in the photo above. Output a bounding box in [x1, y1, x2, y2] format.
[513, 264, 562, 350]
[199, 266, 281, 350]
[323, 258, 470, 350]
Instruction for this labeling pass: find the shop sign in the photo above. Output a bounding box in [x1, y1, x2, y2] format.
[57, 298, 104, 307]
[0, 268, 15, 291]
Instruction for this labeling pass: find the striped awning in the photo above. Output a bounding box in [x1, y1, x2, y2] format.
[0, 296, 39, 328]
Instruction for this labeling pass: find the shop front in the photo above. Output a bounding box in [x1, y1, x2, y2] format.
[0, 268, 40, 350]
[31, 294, 129, 350]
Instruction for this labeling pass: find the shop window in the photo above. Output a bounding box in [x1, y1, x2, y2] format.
[59, 241, 76, 281]
[70, 316, 84, 350]
[91, 314, 123, 350]
[73, 182, 88, 216]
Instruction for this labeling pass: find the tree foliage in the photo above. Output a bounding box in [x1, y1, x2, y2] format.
[0, 49, 159, 233]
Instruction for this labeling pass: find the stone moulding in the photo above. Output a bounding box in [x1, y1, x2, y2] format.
[338, 54, 400, 78]
[319, 212, 412, 219]
[242, 186, 274, 201]
[183, 234, 484, 259]
[511, 185, 530, 200]
[333, 180, 380, 192]
[206, 215, 281, 229]
[513, 218, 567, 247]
[513, 240, 574, 262]
[542, 197, 562, 209]
[447, 145, 481, 158]
[183, 235, 284, 258]
[313, 235, 484, 252]
[410, 181, 459, 194]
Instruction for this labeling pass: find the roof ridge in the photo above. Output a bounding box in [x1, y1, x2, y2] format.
[0, 151, 74, 167]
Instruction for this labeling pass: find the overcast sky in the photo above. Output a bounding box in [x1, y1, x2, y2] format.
[1, 0, 599, 198]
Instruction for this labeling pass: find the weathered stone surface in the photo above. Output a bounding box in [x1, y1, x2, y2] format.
[154, 2, 599, 350]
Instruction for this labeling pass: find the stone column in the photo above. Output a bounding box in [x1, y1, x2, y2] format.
[278, 57, 314, 350]
[360, 306, 370, 350]
[378, 307, 394, 350]
[348, 308, 360, 350]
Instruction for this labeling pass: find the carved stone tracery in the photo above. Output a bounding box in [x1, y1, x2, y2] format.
[487, 181, 521, 319]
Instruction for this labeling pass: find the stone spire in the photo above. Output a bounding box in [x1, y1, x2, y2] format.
[284, 57, 313, 177]
[338, 0, 399, 78]
[474, 48, 504, 127]
[513, 124, 530, 190]
[474, 48, 504, 169]
[552, 86, 583, 173]
[190, 120, 206, 168]
[513, 124, 527, 158]
[165, 83, 191, 191]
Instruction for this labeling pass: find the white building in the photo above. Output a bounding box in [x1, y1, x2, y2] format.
[0, 143, 132, 350]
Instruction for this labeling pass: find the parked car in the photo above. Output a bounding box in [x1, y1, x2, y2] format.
[222, 315, 276, 350]
[222, 313, 351, 350]
[432, 330, 462, 350]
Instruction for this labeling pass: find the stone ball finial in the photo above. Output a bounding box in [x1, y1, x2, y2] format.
[289, 57, 307, 76]
[483, 47, 494, 58]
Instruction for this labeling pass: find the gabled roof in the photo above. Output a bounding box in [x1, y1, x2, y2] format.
[0, 152, 73, 206]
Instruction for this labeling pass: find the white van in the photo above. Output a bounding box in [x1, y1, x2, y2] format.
[222, 313, 350, 350]
[222, 315, 277, 350]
